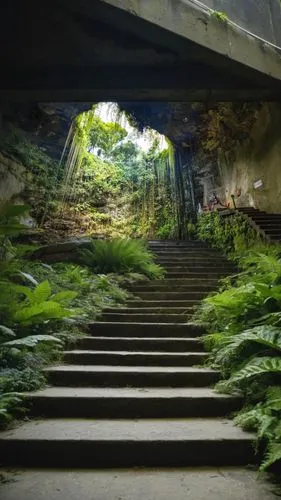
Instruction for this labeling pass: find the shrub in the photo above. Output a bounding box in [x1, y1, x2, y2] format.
[194, 214, 281, 471]
[79, 238, 165, 279]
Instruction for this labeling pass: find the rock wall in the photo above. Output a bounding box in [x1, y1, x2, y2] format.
[218, 103, 281, 212]
[0, 152, 26, 204]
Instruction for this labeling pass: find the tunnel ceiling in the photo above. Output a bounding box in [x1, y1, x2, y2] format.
[1, 0, 281, 102]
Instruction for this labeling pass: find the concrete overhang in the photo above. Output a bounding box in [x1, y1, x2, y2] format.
[1, 0, 281, 102]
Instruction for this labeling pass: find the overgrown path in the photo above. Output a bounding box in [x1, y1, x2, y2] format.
[0, 241, 277, 499]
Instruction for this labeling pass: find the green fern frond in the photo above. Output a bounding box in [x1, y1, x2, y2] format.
[214, 326, 281, 367]
[261, 442, 281, 471]
[31, 280, 52, 304]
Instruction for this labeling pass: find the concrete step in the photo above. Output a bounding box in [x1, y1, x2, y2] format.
[77, 336, 204, 351]
[88, 322, 204, 337]
[132, 292, 208, 300]
[148, 240, 208, 247]
[267, 234, 281, 241]
[248, 215, 281, 221]
[254, 222, 281, 228]
[100, 314, 190, 323]
[27, 387, 241, 418]
[156, 259, 228, 265]
[155, 251, 222, 257]
[129, 284, 216, 292]
[0, 468, 276, 500]
[63, 350, 207, 366]
[125, 300, 199, 308]
[45, 365, 218, 387]
[0, 418, 254, 467]
[153, 250, 216, 255]
[159, 265, 235, 271]
[262, 228, 281, 235]
[166, 272, 232, 278]
[104, 307, 194, 314]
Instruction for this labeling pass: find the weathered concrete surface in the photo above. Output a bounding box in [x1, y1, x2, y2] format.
[102, 0, 281, 82]
[1, 0, 281, 101]
[0, 468, 278, 500]
[202, 0, 281, 45]
[26, 386, 240, 418]
[217, 103, 281, 212]
[0, 418, 254, 466]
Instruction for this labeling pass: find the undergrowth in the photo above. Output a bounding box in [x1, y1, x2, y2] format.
[0, 204, 133, 428]
[79, 238, 165, 279]
[195, 211, 281, 471]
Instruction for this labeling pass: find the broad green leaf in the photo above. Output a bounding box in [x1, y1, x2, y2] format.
[231, 356, 281, 384]
[0, 325, 15, 337]
[4, 334, 62, 348]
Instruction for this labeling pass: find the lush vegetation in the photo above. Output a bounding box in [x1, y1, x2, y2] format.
[79, 238, 165, 278]
[195, 212, 281, 470]
[1, 204, 162, 428]
[0, 106, 197, 240]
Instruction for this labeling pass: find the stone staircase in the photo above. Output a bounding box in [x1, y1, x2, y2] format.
[0, 240, 254, 469]
[238, 207, 281, 242]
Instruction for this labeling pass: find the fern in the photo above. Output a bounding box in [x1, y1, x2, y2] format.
[0, 392, 23, 427]
[214, 326, 281, 368]
[261, 443, 281, 471]
[79, 238, 165, 279]
[31, 280, 52, 303]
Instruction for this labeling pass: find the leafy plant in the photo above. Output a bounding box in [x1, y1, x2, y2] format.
[0, 203, 30, 260]
[79, 238, 165, 279]
[235, 386, 281, 470]
[211, 11, 228, 22]
[0, 392, 23, 428]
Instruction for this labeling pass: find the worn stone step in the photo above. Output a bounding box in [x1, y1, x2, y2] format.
[160, 264, 234, 271]
[88, 322, 204, 337]
[166, 272, 231, 278]
[148, 240, 208, 247]
[63, 350, 207, 366]
[156, 259, 228, 265]
[78, 336, 204, 351]
[133, 291, 208, 300]
[45, 365, 218, 387]
[0, 418, 254, 467]
[129, 284, 216, 292]
[0, 468, 276, 500]
[100, 313, 190, 323]
[154, 250, 223, 256]
[249, 216, 281, 222]
[104, 307, 194, 314]
[126, 300, 199, 308]
[152, 249, 215, 254]
[254, 222, 281, 227]
[262, 228, 281, 234]
[26, 387, 241, 418]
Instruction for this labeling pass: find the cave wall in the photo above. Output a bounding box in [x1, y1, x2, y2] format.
[0, 152, 26, 203]
[217, 103, 281, 212]
[201, 0, 281, 45]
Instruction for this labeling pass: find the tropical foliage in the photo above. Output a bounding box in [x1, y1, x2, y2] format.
[79, 238, 165, 278]
[0, 204, 131, 427]
[195, 212, 281, 470]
